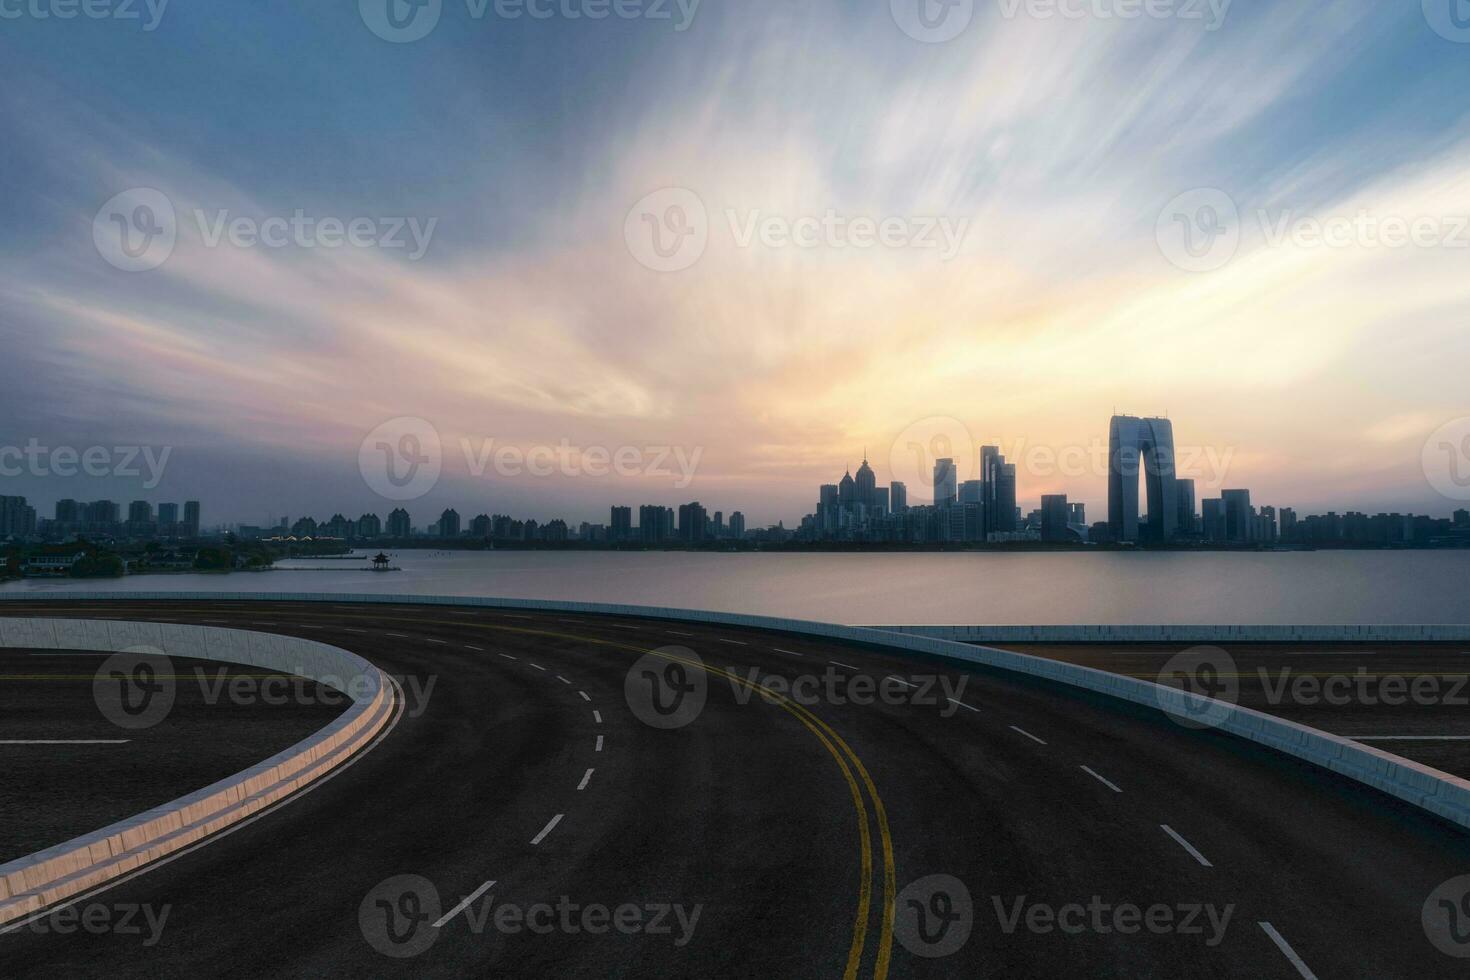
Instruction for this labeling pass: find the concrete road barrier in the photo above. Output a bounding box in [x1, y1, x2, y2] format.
[1, 592, 1465, 922]
[0, 619, 395, 927]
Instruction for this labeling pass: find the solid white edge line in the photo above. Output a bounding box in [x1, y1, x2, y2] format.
[530, 814, 564, 846]
[1160, 824, 1213, 867]
[577, 768, 594, 791]
[1080, 765, 1122, 793]
[1343, 735, 1470, 741]
[432, 880, 497, 929]
[1258, 921, 1317, 979]
[0, 740, 131, 745]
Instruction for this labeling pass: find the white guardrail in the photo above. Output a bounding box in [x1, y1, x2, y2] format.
[0, 592, 1466, 924]
[0, 617, 395, 927]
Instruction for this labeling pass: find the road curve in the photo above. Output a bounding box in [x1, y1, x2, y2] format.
[2, 599, 1469, 978]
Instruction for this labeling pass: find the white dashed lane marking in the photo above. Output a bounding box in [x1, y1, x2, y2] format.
[947, 698, 978, 713]
[530, 814, 563, 846]
[1081, 766, 1122, 793]
[1161, 825, 1212, 868]
[577, 768, 594, 791]
[830, 661, 858, 671]
[1009, 725, 1047, 745]
[773, 648, 805, 658]
[579, 691, 591, 702]
[432, 880, 496, 928]
[1259, 922, 1316, 979]
[595, 735, 605, 752]
[530, 664, 547, 672]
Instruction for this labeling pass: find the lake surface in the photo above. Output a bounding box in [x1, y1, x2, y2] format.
[4, 550, 1469, 626]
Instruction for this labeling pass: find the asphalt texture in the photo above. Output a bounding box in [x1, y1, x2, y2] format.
[0, 649, 345, 862]
[1, 600, 1469, 978]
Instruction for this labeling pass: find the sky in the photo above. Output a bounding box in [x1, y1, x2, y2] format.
[2, 0, 1469, 529]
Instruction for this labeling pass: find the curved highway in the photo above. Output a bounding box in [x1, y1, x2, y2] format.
[3, 599, 1469, 977]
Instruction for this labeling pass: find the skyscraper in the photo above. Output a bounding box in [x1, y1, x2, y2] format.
[1107, 415, 1179, 544]
[889, 482, 907, 513]
[932, 458, 957, 508]
[854, 456, 876, 508]
[995, 464, 1017, 533]
[678, 502, 708, 542]
[610, 506, 632, 542]
[729, 511, 746, 539]
[183, 500, 201, 537]
[1222, 489, 1253, 543]
[1040, 494, 1071, 542]
[1175, 479, 1196, 535]
[387, 508, 412, 539]
[437, 509, 461, 538]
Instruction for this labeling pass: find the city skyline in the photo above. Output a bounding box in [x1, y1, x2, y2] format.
[4, 5, 1470, 527]
[6, 407, 1470, 535]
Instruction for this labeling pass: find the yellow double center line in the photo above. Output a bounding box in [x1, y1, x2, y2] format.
[31, 607, 897, 978]
[449, 620, 897, 980]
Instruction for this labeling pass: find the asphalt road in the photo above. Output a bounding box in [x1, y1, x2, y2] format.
[2, 600, 1470, 977]
[0, 649, 345, 862]
[1000, 642, 1470, 778]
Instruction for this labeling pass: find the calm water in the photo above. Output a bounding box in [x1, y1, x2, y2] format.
[3, 550, 1469, 625]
